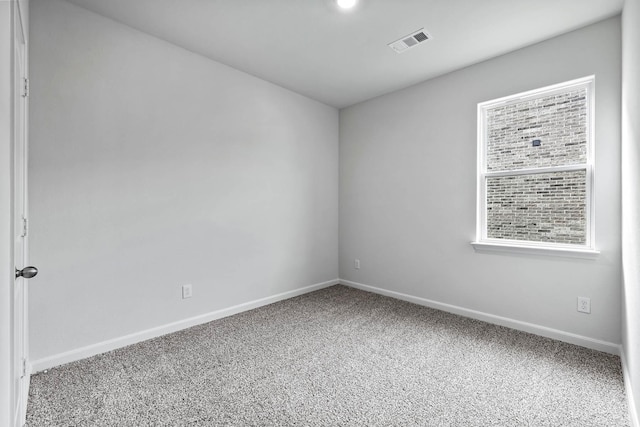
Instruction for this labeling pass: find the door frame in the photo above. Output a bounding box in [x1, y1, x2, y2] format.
[13, 0, 29, 424]
[0, 0, 16, 425]
[1, 1, 29, 426]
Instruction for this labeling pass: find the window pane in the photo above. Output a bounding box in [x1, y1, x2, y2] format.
[486, 170, 586, 244]
[486, 89, 587, 171]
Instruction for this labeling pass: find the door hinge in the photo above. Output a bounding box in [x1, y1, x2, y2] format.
[22, 78, 29, 98]
[21, 216, 27, 237]
[21, 358, 27, 378]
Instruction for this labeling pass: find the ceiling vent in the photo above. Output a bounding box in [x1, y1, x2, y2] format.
[388, 28, 432, 53]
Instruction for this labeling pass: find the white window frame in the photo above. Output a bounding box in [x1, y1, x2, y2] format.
[471, 76, 599, 259]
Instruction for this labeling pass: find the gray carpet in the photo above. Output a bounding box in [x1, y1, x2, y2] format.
[27, 285, 629, 426]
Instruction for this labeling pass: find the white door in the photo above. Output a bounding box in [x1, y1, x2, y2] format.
[12, 1, 33, 426]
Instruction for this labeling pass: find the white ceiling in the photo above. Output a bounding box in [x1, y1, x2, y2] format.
[64, 0, 623, 108]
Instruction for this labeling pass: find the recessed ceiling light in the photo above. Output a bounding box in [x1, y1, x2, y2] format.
[336, 0, 358, 9]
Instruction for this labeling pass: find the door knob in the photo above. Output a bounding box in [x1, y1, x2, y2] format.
[16, 266, 38, 279]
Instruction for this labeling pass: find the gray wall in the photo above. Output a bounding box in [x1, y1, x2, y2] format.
[339, 17, 621, 345]
[622, 0, 640, 421]
[29, 0, 339, 360]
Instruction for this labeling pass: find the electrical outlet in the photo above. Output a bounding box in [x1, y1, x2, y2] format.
[577, 296, 591, 314]
[354, 259, 360, 269]
[182, 284, 193, 299]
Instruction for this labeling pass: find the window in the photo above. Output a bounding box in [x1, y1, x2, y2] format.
[472, 76, 598, 258]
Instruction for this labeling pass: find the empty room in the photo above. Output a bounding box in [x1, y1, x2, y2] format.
[2, 0, 640, 425]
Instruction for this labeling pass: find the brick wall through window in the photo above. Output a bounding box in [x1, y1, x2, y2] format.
[478, 77, 593, 248]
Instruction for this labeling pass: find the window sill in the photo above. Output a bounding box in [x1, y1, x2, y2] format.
[470, 241, 600, 259]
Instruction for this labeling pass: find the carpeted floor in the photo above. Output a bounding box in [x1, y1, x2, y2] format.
[27, 285, 629, 426]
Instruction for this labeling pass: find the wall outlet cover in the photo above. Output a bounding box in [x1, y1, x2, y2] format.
[182, 284, 193, 299]
[577, 296, 591, 314]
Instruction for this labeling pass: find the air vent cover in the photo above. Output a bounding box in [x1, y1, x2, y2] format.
[388, 28, 432, 53]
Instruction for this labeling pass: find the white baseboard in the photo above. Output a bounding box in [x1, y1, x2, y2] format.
[30, 279, 339, 373]
[340, 279, 620, 355]
[621, 347, 640, 427]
